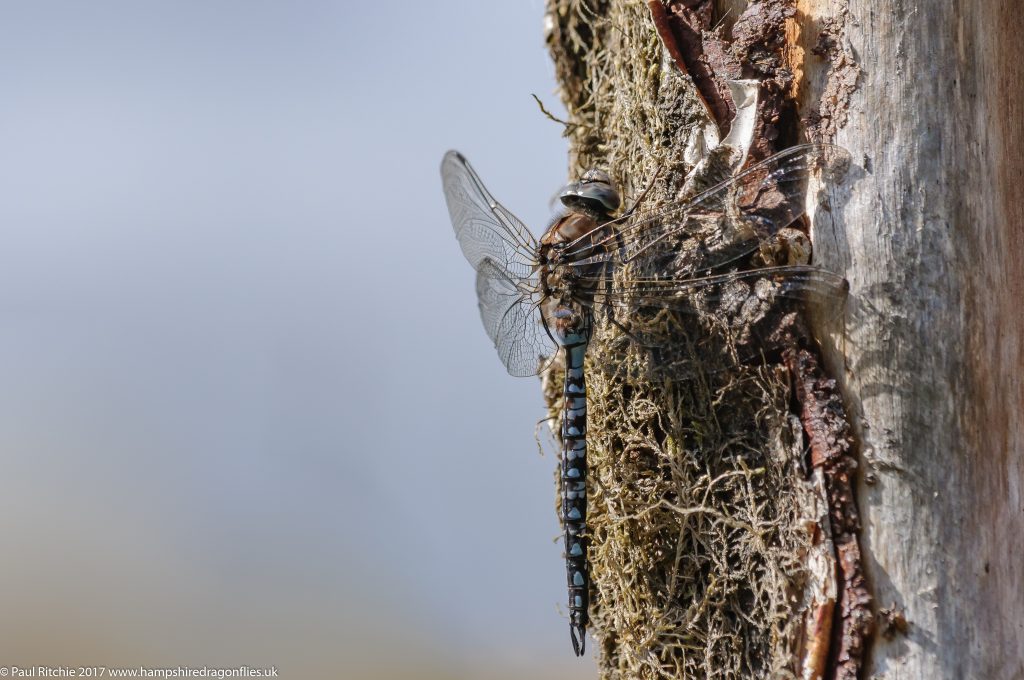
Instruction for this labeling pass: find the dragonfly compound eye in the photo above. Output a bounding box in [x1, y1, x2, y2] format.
[559, 168, 621, 212]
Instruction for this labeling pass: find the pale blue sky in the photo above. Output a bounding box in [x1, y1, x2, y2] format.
[0, 2, 593, 677]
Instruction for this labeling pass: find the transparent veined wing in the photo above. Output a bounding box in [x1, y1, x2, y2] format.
[589, 265, 848, 317]
[475, 259, 556, 377]
[587, 265, 848, 378]
[441, 150, 539, 281]
[563, 144, 850, 278]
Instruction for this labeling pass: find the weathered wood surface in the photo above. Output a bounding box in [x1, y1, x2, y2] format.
[799, 0, 1024, 677]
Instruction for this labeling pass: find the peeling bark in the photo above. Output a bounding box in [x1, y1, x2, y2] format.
[652, 0, 800, 159]
[650, 0, 735, 133]
[787, 347, 873, 680]
[546, 1, 872, 678]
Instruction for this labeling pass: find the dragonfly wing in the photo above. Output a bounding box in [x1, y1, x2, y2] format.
[591, 265, 848, 321]
[441, 150, 539, 280]
[585, 266, 846, 379]
[566, 144, 850, 277]
[476, 259, 556, 378]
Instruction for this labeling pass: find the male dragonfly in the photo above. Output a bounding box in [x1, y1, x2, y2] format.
[440, 145, 848, 656]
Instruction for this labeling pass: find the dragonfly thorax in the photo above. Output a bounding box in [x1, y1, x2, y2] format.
[539, 210, 613, 313]
[541, 211, 602, 248]
[538, 195, 619, 349]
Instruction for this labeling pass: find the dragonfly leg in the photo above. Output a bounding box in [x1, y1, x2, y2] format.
[607, 311, 654, 349]
[609, 315, 634, 339]
[620, 164, 663, 218]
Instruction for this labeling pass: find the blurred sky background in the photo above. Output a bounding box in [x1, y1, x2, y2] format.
[0, 2, 594, 677]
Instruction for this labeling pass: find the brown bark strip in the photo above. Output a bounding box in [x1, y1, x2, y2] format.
[647, 1, 693, 80]
[806, 597, 835, 679]
[786, 347, 873, 680]
[801, 502, 837, 680]
[649, 0, 800, 161]
[726, 0, 797, 159]
[648, 0, 735, 134]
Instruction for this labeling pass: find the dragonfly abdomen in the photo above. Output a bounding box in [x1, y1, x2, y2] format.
[562, 341, 589, 656]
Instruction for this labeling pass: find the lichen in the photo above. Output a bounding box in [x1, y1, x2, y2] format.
[543, 1, 826, 677]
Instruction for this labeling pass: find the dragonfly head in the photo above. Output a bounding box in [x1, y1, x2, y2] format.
[560, 168, 620, 213]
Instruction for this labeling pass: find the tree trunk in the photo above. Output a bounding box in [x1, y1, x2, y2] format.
[543, 0, 1023, 678]
[802, 0, 1024, 678]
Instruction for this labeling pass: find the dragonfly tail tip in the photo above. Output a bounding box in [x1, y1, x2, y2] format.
[570, 623, 586, 656]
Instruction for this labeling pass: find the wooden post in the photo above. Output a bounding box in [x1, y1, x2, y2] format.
[544, 0, 1023, 677]
[801, 0, 1024, 677]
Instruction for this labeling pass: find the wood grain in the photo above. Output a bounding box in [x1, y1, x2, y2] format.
[799, 0, 1024, 676]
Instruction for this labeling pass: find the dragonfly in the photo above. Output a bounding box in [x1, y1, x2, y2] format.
[440, 144, 848, 657]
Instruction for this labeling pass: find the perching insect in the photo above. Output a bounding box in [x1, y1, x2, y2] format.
[441, 145, 848, 656]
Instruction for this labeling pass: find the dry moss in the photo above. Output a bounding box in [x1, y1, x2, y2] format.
[544, 1, 820, 677]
